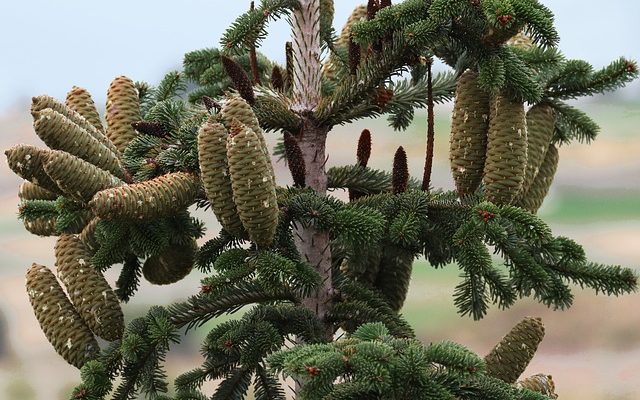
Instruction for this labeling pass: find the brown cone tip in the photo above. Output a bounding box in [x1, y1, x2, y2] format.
[283, 132, 306, 188]
[271, 66, 285, 91]
[380, 0, 392, 8]
[349, 38, 361, 75]
[392, 146, 408, 194]
[131, 120, 167, 137]
[221, 55, 255, 105]
[356, 129, 372, 167]
[202, 96, 222, 112]
[367, 0, 379, 20]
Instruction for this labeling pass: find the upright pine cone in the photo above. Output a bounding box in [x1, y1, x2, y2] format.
[19, 181, 58, 201]
[226, 122, 278, 247]
[106, 76, 141, 154]
[517, 144, 559, 213]
[26, 263, 99, 368]
[517, 104, 555, 200]
[66, 86, 105, 133]
[483, 93, 528, 205]
[484, 317, 545, 383]
[5, 145, 61, 194]
[197, 118, 246, 237]
[517, 374, 558, 399]
[44, 150, 123, 203]
[449, 70, 490, 196]
[90, 172, 199, 220]
[24, 217, 57, 236]
[142, 240, 197, 285]
[55, 234, 124, 341]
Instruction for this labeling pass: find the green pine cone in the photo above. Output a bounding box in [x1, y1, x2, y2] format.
[26, 263, 99, 368]
[106, 75, 141, 154]
[197, 117, 246, 238]
[19, 181, 58, 201]
[517, 144, 559, 213]
[449, 70, 490, 196]
[79, 217, 101, 253]
[5, 145, 61, 194]
[66, 86, 105, 133]
[516, 374, 558, 399]
[89, 172, 200, 220]
[517, 104, 555, 200]
[373, 247, 415, 312]
[55, 234, 124, 341]
[483, 93, 528, 205]
[24, 217, 57, 236]
[226, 122, 279, 247]
[34, 108, 125, 180]
[31, 95, 119, 157]
[142, 239, 196, 285]
[44, 150, 124, 203]
[484, 317, 545, 384]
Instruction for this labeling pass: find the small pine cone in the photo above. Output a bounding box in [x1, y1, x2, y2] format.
[516, 374, 558, 399]
[90, 172, 200, 220]
[517, 144, 559, 213]
[142, 240, 196, 285]
[31, 95, 119, 157]
[34, 108, 126, 180]
[517, 104, 555, 200]
[283, 132, 306, 188]
[449, 70, 490, 196]
[484, 317, 545, 383]
[220, 55, 255, 105]
[79, 217, 101, 253]
[66, 86, 105, 133]
[373, 248, 414, 312]
[106, 76, 142, 154]
[24, 217, 57, 236]
[26, 263, 99, 368]
[44, 150, 124, 203]
[19, 181, 58, 201]
[5, 145, 61, 194]
[483, 93, 528, 205]
[55, 234, 124, 341]
[197, 118, 246, 238]
[356, 129, 372, 167]
[226, 122, 279, 247]
[270, 65, 285, 91]
[392, 146, 408, 194]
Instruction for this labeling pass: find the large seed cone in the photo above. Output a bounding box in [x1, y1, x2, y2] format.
[90, 172, 199, 220]
[106, 76, 141, 154]
[517, 144, 559, 213]
[484, 317, 545, 384]
[517, 104, 555, 200]
[79, 217, 101, 253]
[34, 108, 125, 179]
[226, 122, 278, 247]
[142, 239, 196, 285]
[66, 86, 105, 133]
[5, 145, 61, 194]
[55, 234, 124, 341]
[24, 217, 57, 236]
[483, 94, 528, 205]
[31, 95, 119, 157]
[449, 70, 490, 196]
[26, 263, 99, 368]
[516, 374, 558, 399]
[44, 150, 123, 203]
[197, 118, 246, 238]
[373, 247, 414, 312]
[19, 181, 58, 201]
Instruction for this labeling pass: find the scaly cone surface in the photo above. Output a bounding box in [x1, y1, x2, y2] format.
[517, 374, 558, 399]
[5, 145, 61, 195]
[25, 263, 99, 368]
[517, 144, 559, 213]
[517, 103, 555, 200]
[106, 76, 141, 154]
[66, 86, 106, 133]
[19, 181, 58, 201]
[79, 218, 101, 252]
[142, 239, 197, 285]
[55, 234, 124, 341]
[24, 217, 57, 236]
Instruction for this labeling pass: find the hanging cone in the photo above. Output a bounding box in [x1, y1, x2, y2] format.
[55, 234, 124, 341]
[197, 118, 246, 238]
[5, 145, 61, 194]
[25, 263, 99, 368]
[19, 181, 58, 201]
[24, 217, 57, 236]
[79, 217, 101, 253]
[33, 108, 125, 179]
[31, 95, 119, 157]
[517, 104, 555, 200]
[373, 247, 414, 312]
[106, 76, 141, 154]
[90, 172, 199, 220]
[66, 86, 105, 133]
[226, 121, 278, 247]
[449, 70, 490, 196]
[516, 374, 558, 399]
[517, 144, 559, 213]
[44, 150, 123, 203]
[483, 93, 528, 205]
[484, 317, 545, 383]
[142, 239, 197, 285]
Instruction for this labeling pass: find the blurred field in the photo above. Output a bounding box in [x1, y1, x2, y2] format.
[0, 96, 638, 399]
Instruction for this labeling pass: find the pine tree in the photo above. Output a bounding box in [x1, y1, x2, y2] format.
[4, 1, 639, 399]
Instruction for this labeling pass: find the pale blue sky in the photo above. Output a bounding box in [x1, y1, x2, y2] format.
[1, 0, 638, 113]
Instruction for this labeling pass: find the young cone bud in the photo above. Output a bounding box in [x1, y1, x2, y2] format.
[392, 146, 408, 195]
[44, 150, 123, 203]
[131, 120, 167, 138]
[202, 96, 221, 112]
[449, 70, 490, 196]
[516, 374, 558, 399]
[19, 181, 58, 201]
[367, 0, 379, 21]
[65, 86, 105, 133]
[484, 317, 545, 383]
[26, 263, 99, 368]
[24, 217, 57, 236]
[517, 144, 559, 213]
[5, 145, 61, 194]
[283, 132, 306, 188]
[356, 129, 372, 167]
[517, 104, 555, 199]
[79, 217, 101, 252]
[483, 93, 528, 205]
[197, 118, 246, 237]
[90, 172, 200, 220]
[106, 76, 142, 154]
[348, 38, 361, 75]
[55, 234, 124, 341]
[221, 55, 255, 105]
[226, 122, 278, 247]
[142, 239, 196, 285]
[374, 248, 414, 312]
[271, 65, 285, 91]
